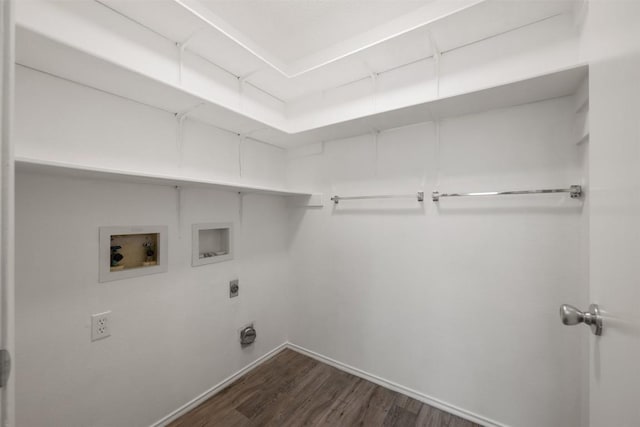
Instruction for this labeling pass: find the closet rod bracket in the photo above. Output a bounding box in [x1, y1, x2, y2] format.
[569, 185, 583, 199]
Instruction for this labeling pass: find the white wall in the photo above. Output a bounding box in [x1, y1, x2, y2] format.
[14, 66, 287, 189]
[285, 12, 580, 132]
[14, 69, 292, 427]
[286, 97, 587, 427]
[15, 175, 292, 427]
[12, 24, 592, 427]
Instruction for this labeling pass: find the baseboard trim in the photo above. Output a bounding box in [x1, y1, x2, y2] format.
[152, 341, 508, 427]
[149, 342, 288, 427]
[285, 342, 508, 427]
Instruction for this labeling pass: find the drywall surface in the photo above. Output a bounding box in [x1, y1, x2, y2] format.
[14, 67, 292, 427]
[286, 97, 587, 427]
[15, 174, 291, 427]
[14, 65, 287, 189]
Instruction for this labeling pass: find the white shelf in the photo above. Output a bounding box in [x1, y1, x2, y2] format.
[16, 24, 588, 149]
[15, 157, 312, 197]
[15, 25, 281, 139]
[261, 65, 589, 146]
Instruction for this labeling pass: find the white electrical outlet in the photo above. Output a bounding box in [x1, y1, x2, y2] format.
[91, 311, 111, 341]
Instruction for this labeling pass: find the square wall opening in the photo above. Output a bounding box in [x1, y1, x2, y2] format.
[192, 223, 233, 266]
[99, 225, 168, 282]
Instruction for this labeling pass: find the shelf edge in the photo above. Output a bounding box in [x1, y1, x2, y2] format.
[15, 157, 312, 197]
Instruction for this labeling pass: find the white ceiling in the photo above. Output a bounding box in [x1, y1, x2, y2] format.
[199, 0, 433, 63]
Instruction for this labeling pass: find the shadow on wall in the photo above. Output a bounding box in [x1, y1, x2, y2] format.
[331, 205, 426, 216]
[432, 194, 584, 216]
[434, 204, 584, 216]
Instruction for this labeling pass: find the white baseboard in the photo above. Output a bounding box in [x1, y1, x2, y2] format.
[285, 343, 508, 427]
[151, 341, 508, 427]
[149, 342, 288, 427]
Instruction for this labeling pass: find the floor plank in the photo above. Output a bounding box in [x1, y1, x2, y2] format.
[168, 349, 481, 427]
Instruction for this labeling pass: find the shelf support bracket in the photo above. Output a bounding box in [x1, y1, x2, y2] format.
[427, 30, 442, 96]
[238, 191, 245, 227]
[175, 103, 204, 167]
[238, 133, 247, 178]
[370, 71, 378, 112]
[236, 127, 270, 178]
[175, 186, 183, 239]
[370, 129, 380, 177]
[360, 60, 379, 112]
[177, 28, 206, 84]
[175, 102, 204, 121]
[238, 75, 248, 94]
[238, 69, 261, 99]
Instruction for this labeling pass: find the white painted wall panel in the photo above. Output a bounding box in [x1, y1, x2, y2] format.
[285, 14, 581, 134]
[286, 97, 586, 427]
[15, 175, 291, 427]
[15, 67, 177, 175]
[375, 59, 438, 115]
[181, 119, 240, 180]
[14, 64, 292, 427]
[16, 0, 180, 85]
[439, 14, 581, 98]
[240, 139, 287, 189]
[14, 66, 287, 188]
[438, 98, 580, 190]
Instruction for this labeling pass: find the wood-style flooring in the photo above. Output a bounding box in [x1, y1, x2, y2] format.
[169, 348, 480, 427]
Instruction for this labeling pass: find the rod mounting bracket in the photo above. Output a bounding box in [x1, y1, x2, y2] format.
[570, 185, 583, 199]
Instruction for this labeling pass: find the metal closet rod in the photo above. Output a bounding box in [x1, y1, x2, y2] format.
[331, 192, 424, 205]
[431, 185, 583, 202]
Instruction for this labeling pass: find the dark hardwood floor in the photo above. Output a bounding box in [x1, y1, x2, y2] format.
[169, 348, 480, 427]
